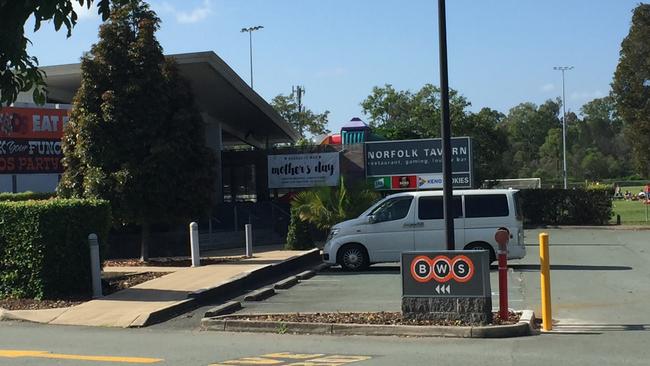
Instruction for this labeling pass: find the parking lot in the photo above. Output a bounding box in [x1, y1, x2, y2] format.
[162, 228, 650, 331]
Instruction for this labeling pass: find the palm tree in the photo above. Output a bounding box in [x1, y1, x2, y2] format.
[291, 178, 379, 231]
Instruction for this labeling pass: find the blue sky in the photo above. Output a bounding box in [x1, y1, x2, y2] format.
[26, 0, 640, 133]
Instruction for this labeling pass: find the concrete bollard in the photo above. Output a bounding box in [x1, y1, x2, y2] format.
[88, 233, 102, 298]
[245, 223, 253, 258]
[190, 222, 200, 267]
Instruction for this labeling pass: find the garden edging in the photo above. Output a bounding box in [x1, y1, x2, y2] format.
[201, 310, 535, 338]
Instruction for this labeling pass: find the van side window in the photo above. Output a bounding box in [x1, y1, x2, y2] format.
[418, 196, 463, 220]
[371, 197, 413, 223]
[465, 194, 509, 218]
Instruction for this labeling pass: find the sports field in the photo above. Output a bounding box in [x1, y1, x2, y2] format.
[612, 186, 650, 225]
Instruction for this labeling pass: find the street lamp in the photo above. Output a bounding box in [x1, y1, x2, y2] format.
[553, 66, 574, 189]
[241, 25, 264, 89]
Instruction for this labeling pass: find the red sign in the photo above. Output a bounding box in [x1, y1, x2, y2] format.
[391, 175, 417, 190]
[0, 106, 69, 173]
[409, 254, 475, 283]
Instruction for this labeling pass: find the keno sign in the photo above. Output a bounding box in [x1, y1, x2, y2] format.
[268, 152, 340, 188]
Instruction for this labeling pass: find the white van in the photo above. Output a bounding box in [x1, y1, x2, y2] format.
[322, 189, 526, 271]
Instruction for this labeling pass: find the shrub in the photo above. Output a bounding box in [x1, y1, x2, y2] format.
[0, 191, 55, 201]
[291, 179, 380, 231]
[285, 206, 314, 250]
[519, 189, 612, 225]
[0, 199, 112, 299]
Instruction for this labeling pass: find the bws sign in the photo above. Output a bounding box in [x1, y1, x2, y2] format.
[410, 255, 474, 283]
[401, 251, 490, 298]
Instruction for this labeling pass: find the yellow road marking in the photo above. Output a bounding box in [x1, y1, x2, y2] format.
[222, 357, 284, 365]
[263, 353, 325, 360]
[210, 353, 371, 366]
[0, 349, 163, 363]
[309, 355, 372, 363]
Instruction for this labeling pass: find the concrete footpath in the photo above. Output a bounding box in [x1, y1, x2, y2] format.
[1, 248, 320, 328]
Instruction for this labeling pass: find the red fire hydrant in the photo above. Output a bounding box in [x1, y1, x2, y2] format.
[494, 228, 510, 321]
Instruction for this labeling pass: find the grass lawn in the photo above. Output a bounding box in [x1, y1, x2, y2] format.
[611, 186, 650, 225]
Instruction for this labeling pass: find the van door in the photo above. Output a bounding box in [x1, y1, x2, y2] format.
[464, 193, 511, 252]
[364, 196, 415, 262]
[413, 195, 465, 250]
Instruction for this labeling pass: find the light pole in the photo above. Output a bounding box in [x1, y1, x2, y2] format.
[241, 25, 264, 89]
[553, 66, 573, 189]
[438, 0, 454, 250]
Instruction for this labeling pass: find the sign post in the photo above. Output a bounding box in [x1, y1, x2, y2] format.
[643, 184, 650, 222]
[495, 228, 510, 320]
[401, 250, 492, 325]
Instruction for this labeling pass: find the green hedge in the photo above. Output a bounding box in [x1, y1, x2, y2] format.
[285, 206, 315, 250]
[0, 199, 112, 299]
[519, 189, 612, 225]
[0, 191, 56, 201]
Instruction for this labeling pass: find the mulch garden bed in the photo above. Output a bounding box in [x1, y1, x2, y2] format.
[225, 311, 521, 327]
[0, 272, 167, 311]
[104, 256, 243, 267]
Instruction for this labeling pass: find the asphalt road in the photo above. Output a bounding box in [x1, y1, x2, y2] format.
[1, 228, 649, 365]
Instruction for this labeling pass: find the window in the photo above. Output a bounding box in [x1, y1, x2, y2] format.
[418, 196, 463, 220]
[370, 196, 413, 223]
[465, 194, 509, 218]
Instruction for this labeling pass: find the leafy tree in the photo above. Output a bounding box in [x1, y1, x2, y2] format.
[612, 4, 650, 178]
[536, 128, 563, 180]
[361, 84, 470, 140]
[456, 107, 510, 183]
[271, 92, 329, 140]
[57, 0, 217, 260]
[361, 84, 508, 185]
[0, 0, 126, 106]
[501, 99, 562, 177]
[291, 178, 379, 231]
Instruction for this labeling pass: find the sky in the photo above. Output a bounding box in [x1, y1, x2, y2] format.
[25, 0, 642, 133]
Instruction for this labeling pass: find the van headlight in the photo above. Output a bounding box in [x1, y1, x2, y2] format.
[327, 228, 340, 241]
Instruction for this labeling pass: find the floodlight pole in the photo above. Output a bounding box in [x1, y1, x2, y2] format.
[438, 0, 455, 250]
[241, 25, 264, 89]
[553, 66, 573, 189]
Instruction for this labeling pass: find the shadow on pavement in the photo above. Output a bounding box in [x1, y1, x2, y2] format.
[322, 265, 401, 275]
[552, 323, 650, 333]
[503, 264, 633, 271]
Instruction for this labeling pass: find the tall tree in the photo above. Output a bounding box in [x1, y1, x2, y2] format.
[361, 84, 508, 185]
[612, 4, 650, 178]
[58, 0, 217, 260]
[271, 92, 329, 141]
[361, 84, 470, 140]
[501, 99, 562, 177]
[0, 0, 125, 106]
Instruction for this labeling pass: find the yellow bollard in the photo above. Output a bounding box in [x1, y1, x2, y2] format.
[539, 232, 552, 331]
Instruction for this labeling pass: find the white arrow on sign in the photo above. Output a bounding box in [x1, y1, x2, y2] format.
[435, 284, 451, 294]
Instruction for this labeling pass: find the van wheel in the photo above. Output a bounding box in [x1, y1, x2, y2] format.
[465, 242, 496, 263]
[337, 244, 369, 271]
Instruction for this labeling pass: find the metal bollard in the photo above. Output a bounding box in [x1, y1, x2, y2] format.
[245, 224, 253, 258]
[539, 232, 552, 331]
[190, 222, 200, 267]
[495, 228, 510, 320]
[88, 233, 102, 298]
